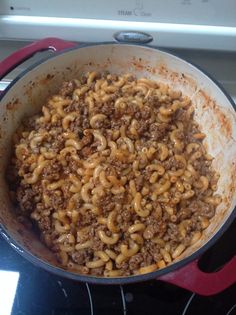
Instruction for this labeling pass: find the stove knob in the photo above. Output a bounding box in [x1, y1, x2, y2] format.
[114, 31, 153, 44]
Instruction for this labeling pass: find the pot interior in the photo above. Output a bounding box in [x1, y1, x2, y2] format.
[0, 44, 235, 279]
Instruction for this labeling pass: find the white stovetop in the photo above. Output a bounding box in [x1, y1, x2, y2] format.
[0, 40, 236, 104]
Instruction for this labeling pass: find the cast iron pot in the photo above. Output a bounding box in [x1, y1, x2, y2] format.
[0, 38, 235, 296]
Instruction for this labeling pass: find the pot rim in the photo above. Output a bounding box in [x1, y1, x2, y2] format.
[0, 42, 235, 284]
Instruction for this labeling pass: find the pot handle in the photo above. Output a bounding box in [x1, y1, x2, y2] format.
[158, 256, 236, 296]
[0, 37, 76, 80]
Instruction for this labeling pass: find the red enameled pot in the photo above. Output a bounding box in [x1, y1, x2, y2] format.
[0, 38, 235, 296]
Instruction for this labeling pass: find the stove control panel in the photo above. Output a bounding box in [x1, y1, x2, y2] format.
[0, 0, 236, 51]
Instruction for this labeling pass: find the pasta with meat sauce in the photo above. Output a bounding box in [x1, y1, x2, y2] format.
[8, 72, 222, 277]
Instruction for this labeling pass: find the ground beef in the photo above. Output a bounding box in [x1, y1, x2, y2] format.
[50, 140, 64, 153]
[82, 119, 90, 129]
[140, 248, 154, 266]
[60, 81, 76, 97]
[165, 223, 179, 241]
[199, 202, 215, 218]
[68, 160, 79, 173]
[109, 158, 129, 173]
[137, 121, 149, 135]
[64, 100, 82, 113]
[71, 249, 89, 265]
[17, 186, 36, 213]
[117, 208, 132, 232]
[68, 116, 81, 133]
[38, 216, 51, 231]
[144, 216, 167, 238]
[149, 123, 171, 141]
[100, 102, 115, 116]
[146, 95, 161, 107]
[97, 193, 115, 213]
[129, 253, 144, 270]
[80, 146, 94, 158]
[63, 162, 78, 176]
[188, 200, 214, 218]
[79, 211, 96, 227]
[69, 113, 90, 136]
[141, 106, 151, 119]
[119, 209, 132, 222]
[197, 161, 212, 176]
[134, 111, 141, 120]
[163, 157, 176, 170]
[145, 242, 161, 262]
[177, 207, 192, 220]
[81, 133, 93, 147]
[113, 193, 127, 204]
[87, 225, 105, 251]
[103, 202, 115, 213]
[41, 161, 61, 180]
[47, 191, 64, 209]
[96, 118, 111, 129]
[92, 235, 105, 251]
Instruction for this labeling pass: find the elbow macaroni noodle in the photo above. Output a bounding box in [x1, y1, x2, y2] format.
[9, 71, 221, 277]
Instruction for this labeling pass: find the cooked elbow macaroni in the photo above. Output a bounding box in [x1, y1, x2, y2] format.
[9, 72, 221, 277]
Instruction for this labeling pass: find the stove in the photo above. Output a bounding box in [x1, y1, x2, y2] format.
[0, 40, 236, 315]
[0, 219, 235, 315]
